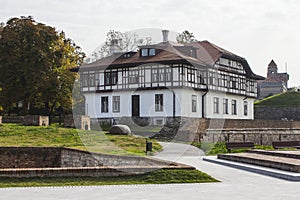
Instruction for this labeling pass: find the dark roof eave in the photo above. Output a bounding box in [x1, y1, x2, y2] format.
[75, 59, 200, 72]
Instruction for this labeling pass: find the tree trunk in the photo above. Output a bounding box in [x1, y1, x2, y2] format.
[19, 100, 29, 116]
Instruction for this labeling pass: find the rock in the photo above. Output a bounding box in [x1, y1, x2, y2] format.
[109, 125, 132, 135]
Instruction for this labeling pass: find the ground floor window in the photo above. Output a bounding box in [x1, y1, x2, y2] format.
[112, 96, 120, 113]
[192, 95, 197, 112]
[232, 99, 237, 115]
[213, 97, 219, 113]
[101, 96, 109, 113]
[155, 94, 163, 112]
[223, 98, 228, 114]
[244, 101, 248, 116]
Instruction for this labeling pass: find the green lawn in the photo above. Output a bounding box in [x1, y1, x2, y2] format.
[0, 124, 220, 187]
[255, 91, 300, 107]
[0, 123, 162, 156]
[192, 142, 275, 155]
[0, 169, 218, 188]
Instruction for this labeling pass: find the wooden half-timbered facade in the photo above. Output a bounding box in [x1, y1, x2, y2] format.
[76, 31, 263, 125]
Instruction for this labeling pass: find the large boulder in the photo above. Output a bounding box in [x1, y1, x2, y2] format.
[109, 125, 132, 135]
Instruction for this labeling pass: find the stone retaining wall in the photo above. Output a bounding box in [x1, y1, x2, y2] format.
[0, 147, 194, 178]
[60, 148, 170, 167]
[203, 128, 300, 146]
[0, 147, 176, 169]
[2, 116, 24, 123]
[0, 165, 195, 178]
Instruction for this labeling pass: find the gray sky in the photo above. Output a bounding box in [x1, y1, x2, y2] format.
[1, 0, 300, 86]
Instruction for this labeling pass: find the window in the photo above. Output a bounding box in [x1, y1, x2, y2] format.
[82, 74, 89, 87]
[155, 94, 163, 112]
[101, 97, 109, 113]
[141, 49, 148, 56]
[149, 48, 156, 56]
[223, 98, 228, 114]
[213, 97, 219, 114]
[158, 69, 165, 82]
[192, 95, 197, 112]
[128, 70, 139, 83]
[104, 71, 118, 85]
[187, 68, 195, 83]
[141, 48, 156, 57]
[89, 74, 95, 86]
[113, 96, 120, 113]
[244, 101, 248, 116]
[152, 67, 171, 82]
[232, 100, 237, 115]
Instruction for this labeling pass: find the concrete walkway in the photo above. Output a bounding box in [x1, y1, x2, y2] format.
[1, 142, 300, 200]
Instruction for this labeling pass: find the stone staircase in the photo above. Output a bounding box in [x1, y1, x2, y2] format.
[218, 150, 300, 173]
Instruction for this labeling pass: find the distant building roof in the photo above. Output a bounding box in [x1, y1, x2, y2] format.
[268, 59, 277, 67]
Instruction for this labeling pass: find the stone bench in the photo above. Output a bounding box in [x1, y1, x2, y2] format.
[272, 141, 300, 150]
[226, 142, 255, 152]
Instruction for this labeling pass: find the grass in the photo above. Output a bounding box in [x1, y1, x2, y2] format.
[0, 123, 162, 156]
[192, 142, 275, 156]
[255, 91, 300, 107]
[0, 169, 218, 188]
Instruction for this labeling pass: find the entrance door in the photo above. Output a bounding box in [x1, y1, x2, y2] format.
[132, 95, 140, 117]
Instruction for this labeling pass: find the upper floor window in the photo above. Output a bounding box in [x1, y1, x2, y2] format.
[82, 74, 89, 87]
[187, 68, 195, 83]
[152, 67, 171, 82]
[141, 48, 156, 57]
[128, 70, 139, 84]
[104, 71, 118, 86]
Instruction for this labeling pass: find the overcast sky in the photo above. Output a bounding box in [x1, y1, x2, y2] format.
[1, 0, 300, 86]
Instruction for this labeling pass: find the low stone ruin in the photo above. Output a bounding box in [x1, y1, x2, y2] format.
[64, 115, 90, 130]
[23, 115, 49, 126]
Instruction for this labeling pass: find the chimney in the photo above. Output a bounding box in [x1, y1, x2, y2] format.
[162, 30, 169, 42]
[110, 39, 120, 54]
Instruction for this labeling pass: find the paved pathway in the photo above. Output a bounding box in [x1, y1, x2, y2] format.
[1, 142, 300, 200]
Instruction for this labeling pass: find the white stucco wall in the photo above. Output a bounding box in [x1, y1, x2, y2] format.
[84, 88, 204, 119]
[204, 91, 254, 119]
[84, 89, 254, 119]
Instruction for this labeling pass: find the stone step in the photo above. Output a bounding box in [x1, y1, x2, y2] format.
[218, 152, 300, 173]
[247, 150, 300, 160]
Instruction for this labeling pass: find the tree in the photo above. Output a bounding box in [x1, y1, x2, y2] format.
[176, 30, 197, 44]
[87, 30, 153, 62]
[0, 16, 85, 118]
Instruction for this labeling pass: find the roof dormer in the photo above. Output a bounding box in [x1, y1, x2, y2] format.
[140, 48, 156, 57]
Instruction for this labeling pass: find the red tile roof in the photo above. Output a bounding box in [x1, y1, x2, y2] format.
[77, 40, 263, 80]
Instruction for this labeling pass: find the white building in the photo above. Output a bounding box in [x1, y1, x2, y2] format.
[77, 30, 263, 125]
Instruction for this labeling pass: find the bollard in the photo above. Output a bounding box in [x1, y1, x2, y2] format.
[146, 140, 152, 152]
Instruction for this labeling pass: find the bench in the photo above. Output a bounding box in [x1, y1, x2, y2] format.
[225, 142, 255, 152]
[272, 141, 300, 150]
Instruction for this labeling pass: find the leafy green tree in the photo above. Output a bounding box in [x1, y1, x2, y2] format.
[176, 30, 197, 44]
[87, 30, 153, 62]
[0, 16, 85, 118]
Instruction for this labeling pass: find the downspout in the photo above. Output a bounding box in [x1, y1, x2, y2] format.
[202, 87, 208, 118]
[173, 90, 176, 118]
